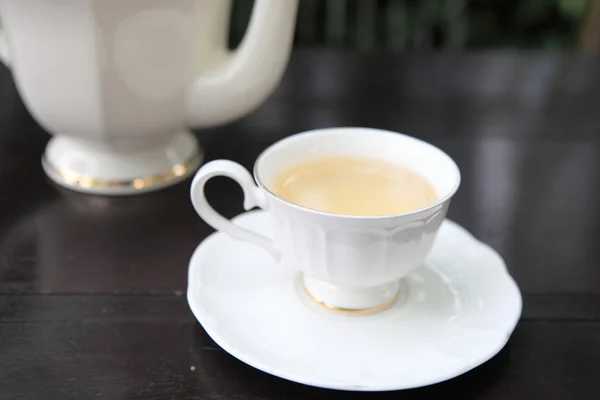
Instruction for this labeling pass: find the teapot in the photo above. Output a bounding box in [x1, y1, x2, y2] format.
[0, 0, 298, 194]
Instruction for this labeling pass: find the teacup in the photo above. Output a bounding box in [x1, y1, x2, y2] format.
[190, 127, 461, 312]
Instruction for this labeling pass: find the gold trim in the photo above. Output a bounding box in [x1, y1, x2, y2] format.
[43, 153, 201, 190]
[303, 286, 399, 314]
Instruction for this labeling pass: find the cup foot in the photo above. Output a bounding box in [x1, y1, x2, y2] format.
[42, 132, 202, 195]
[302, 275, 400, 314]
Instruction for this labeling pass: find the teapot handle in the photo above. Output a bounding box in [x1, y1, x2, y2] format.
[186, 0, 298, 128]
[0, 19, 10, 66]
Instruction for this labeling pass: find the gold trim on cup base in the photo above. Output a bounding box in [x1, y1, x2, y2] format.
[42, 152, 202, 193]
[303, 285, 399, 314]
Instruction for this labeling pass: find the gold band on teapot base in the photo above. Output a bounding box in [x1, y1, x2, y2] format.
[42, 152, 202, 196]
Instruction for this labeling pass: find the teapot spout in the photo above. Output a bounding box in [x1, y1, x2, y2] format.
[186, 0, 298, 128]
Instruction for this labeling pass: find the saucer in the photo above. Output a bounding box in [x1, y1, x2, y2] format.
[187, 211, 522, 391]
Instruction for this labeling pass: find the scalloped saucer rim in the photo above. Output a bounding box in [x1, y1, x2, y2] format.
[187, 210, 522, 391]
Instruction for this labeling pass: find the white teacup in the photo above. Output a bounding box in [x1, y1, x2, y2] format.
[191, 128, 461, 312]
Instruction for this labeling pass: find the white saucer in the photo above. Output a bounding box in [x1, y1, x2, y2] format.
[187, 211, 522, 391]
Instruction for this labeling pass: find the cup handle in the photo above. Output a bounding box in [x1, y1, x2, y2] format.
[190, 160, 281, 260]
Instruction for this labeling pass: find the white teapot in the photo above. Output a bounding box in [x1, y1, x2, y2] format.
[0, 0, 298, 194]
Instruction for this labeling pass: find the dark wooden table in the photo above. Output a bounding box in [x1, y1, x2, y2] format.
[1, 50, 599, 399]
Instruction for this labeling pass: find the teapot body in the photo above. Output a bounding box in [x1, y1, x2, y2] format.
[0, 0, 298, 194]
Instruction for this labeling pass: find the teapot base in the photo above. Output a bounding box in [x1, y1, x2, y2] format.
[42, 132, 202, 196]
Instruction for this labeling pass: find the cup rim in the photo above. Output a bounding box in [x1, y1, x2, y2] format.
[253, 127, 461, 220]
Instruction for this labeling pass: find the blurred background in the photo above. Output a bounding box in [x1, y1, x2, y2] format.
[229, 0, 597, 51]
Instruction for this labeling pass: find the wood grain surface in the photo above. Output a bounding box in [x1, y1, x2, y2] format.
[1, 50, 599, 399]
